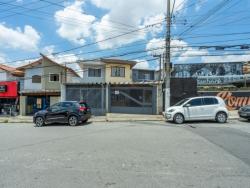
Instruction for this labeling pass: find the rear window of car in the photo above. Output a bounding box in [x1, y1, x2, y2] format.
[203, 98, 218, 105]
[79, 102, 89, 108]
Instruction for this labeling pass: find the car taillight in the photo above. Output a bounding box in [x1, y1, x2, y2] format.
[79, 107, 87, 112]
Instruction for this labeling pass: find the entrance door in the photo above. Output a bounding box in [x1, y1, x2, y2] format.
[26, 96, 50, 115]
[110, 87, 154, 114]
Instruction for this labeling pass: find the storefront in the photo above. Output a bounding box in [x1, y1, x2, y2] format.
[20, 91, 60, 115]
[0, 81, 19, 115]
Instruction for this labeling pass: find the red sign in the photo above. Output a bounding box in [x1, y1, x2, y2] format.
[0, 81, 18, 98]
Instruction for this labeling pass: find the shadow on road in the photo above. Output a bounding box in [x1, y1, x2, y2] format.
[36, 122, 92, 127]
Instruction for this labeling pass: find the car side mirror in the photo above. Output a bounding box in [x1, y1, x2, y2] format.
[46, 107, 51, 111]
[184, 104, 191, 107]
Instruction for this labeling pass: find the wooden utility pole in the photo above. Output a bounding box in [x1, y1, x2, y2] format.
[165, 0, 171, 110]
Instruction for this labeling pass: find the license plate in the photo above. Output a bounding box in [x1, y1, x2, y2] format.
[241, 113, 247, 116]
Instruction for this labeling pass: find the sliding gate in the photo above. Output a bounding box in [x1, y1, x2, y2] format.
[110, 86, 156, 114]
[66, 85, 106, 116]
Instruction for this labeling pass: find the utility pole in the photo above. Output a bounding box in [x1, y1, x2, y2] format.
[165, 0, 171, 110]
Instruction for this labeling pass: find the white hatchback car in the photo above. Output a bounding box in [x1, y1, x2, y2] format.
[164, 96, 228, 124]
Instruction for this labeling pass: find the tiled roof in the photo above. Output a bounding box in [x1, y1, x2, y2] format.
[17, 54, 80, 77]
[0, 64, 24, 77]
[100, 58, 137, 67]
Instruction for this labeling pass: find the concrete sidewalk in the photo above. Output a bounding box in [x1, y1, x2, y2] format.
[0, 111, 240, 123]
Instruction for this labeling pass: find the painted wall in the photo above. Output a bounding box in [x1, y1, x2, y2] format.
[24, 67, 42, 90]
[105, 63, 132, 83]
[42, 59, 64, 90]
[0, 72, 7, 81]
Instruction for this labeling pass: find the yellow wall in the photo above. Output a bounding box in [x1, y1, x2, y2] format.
[105, 63, 132, 83]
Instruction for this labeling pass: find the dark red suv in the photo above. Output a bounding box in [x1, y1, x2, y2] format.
[33, 101, 91, 127]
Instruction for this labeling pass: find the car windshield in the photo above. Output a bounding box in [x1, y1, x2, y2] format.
[174, 98, 189, 106]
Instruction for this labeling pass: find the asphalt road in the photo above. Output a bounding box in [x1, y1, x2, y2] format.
[0, 120, 250, 188]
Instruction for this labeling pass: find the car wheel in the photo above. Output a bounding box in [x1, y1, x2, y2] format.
[216, 112, 227, 123]
[173, 113, 184, 124]
[68, 115, 78, 126]
[35, 117, 44, 127]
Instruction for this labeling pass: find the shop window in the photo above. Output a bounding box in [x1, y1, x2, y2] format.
[32, 75, 41, 83]
[49, 74, 60, 82]
[111, 67, 125, 77]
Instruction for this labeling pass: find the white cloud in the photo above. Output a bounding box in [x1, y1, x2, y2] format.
[94, 15, 146, 49]
[195, 0, 208, 11]
[146, 38, 165, 56]
[0, 53, 6, 64]
[48, 54, 82, 77]
[54, 1, 96, 45]
[91, 0, 188, 49]
[143, 14, 165, 35]
[0, 24, 40, 51]
[133, 60, 151, 69]
[146, 37, 209, 65]
[42, 45, 56, 55]
[201, 53, 250, 63]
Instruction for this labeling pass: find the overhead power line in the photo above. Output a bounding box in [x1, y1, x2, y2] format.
[178, 0, 232, 37]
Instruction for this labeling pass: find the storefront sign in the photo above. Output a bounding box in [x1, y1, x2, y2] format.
[0, 85, 7, 92]
[0, 81, 18, 98]
[199, 91, 250, 110]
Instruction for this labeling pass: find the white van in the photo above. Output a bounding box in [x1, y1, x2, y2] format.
[164, 96, 228, 124]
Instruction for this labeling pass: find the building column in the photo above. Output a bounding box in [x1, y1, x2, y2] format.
[156, 84, 163, 114]
[105, 84, 109, 113]
[61, 84, 66, 101]
[19, 96, 27, 116]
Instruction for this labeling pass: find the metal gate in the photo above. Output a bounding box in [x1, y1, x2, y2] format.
[66, 85, 106, 115]
[110, 86, 156, 114]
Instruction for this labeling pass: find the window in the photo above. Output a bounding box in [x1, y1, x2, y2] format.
[138, 71, 153, 80]
[50, 103, 61, 112]
[32, 75, 41, 83]
[61, 102, 73, 108]
[88, 68, 101, 77]
[188, 98, 203, 106]
[111, 67, 125, 77]
[49, 74, 60, 82]
[203, 98, 218, 105]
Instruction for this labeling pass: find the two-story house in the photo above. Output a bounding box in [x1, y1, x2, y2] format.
[62, 58, 162, 115]
[0, 64, 24, 115]
[17, 54, 80, 115]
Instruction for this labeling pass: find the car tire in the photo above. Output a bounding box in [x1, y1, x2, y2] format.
[173, 113, 184, 124]
[35, 117, 45, 127]
[216, 112, 227, 123]
[68, 115, 78, 126]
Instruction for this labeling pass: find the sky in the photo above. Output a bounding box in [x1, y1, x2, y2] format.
[1, 0, 250, 71]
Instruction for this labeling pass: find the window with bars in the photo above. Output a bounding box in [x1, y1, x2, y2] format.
[32, 75, 41, 83]
[49, 74, 60, 82]
[111, 66, 125, 77]
[88, 68, 101, 77]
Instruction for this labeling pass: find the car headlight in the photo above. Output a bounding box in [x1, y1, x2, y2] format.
[168, 109, 176, 113]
